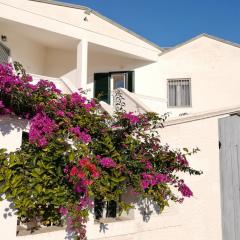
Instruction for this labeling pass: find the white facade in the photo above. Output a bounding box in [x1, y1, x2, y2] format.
[135, 35, 240, 116]
[0, 0, 240, 239]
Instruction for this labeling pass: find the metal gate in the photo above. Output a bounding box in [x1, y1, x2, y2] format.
[219, 115, 240, 240]
[0, 42, 10, 63]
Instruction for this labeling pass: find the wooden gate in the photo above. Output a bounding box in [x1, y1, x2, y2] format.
[219, 115, 240, 240]
[0, 42, 10, 63]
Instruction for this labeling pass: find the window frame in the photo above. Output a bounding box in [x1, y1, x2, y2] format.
[94, 71, 134, 104]
[167, 78, 192, 108]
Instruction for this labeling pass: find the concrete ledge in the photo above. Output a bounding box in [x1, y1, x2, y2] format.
[165, 105, 240, 126]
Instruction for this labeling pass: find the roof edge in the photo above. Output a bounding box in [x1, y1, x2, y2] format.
[29, 0, 163, 52]
[160, 33, 240, 56]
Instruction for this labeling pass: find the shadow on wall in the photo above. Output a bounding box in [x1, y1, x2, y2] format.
[0, 116, 28, 136]
[2, 202, 16, 220]
[94, 197, 163, 235]
[137, 198, 161, 222]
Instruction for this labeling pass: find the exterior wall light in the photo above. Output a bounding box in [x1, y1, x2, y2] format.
[1, 35, 7, 42]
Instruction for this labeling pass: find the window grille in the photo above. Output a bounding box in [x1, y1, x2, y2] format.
[167, 78, 191, 107]
[0, 42, 10, 64]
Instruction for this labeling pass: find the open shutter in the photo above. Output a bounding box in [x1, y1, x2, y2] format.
[94, 73, 110, 104]
[0, 42, 10, 64]
[127, 71, 134, 93]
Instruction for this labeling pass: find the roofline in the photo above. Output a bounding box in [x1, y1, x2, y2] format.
[29, 0, 163, 52]
[160, 33, 240, 56]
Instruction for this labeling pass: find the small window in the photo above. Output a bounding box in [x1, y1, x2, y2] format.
[167, 78, 191, 107]
[94, 199, 118, 221]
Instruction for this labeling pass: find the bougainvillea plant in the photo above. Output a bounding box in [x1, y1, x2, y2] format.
[0, 63, 202, 239]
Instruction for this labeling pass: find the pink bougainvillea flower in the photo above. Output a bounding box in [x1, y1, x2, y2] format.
[0, 100, 4, 109]
[145, 160, 153, 170]
[70, 92, 86, 106]
[64, 165, 70, 174]
[59, 206, 68, 216]
[100, 157, 117, 168]
[78, 131, 91, 143]
[140, 172, 170, 190]
[69, 127, 91, 143]
[29, 112, 57, 147]
[36, 79, 61, 94]
[176, 153, 189, 166]
[178, 182, 193, 197]
[122, 112, 140, 124]
[56, 110, 65, 117]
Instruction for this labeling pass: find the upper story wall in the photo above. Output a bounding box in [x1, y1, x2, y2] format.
[0, 0, 161, 61]
[134, 36, 240, 115]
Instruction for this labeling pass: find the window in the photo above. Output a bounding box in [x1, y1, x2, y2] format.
[167, 78, 191, 107]
[94, 71, 134, 104]
[112, 73, 127, 89]
[94, 199, 118, 221]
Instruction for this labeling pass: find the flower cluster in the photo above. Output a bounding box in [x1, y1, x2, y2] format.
[69, 92, 96, 112]
[67, 158, 100, 188]
[29, 112, 57, 147]
[99, 157, 117, 168]
[122, 112, 140, 124]
[178, 181, 193, 198]
[69, 127, 92, 143]
[141, 172, 170, 189]
[36, 79, 61, 95]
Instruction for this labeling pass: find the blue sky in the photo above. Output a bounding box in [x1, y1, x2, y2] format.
[59, 0, 240, 47]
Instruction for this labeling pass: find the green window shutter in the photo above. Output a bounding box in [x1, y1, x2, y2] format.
[0, 42, 10, 64]
[127, 71, 134, 93]
[94, 73, 110, 104]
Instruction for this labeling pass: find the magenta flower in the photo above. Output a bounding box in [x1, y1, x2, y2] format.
[100, 157, 117, 168]
[69, 127, 91, 143]
[56, 110, 65, 117]
[59, 206, 68, 216]
[36, 79, 61, 94]
[176, 153, 189, 166]
[122, 112, 140, 124]
[140, 172, 170, 190]
[29, 112, 57, 147]
[145, 160, 153, 170]
[178, 183, 193, 197]
[0, 101, 4, 109]
[70, 92, 87, 106]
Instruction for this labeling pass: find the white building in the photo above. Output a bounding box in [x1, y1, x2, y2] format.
[1, 0, 240, 240]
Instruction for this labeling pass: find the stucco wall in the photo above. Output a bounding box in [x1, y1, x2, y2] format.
[0, 24, 46, 75]
[0, 23, 78, 81]
[44, 48, 76, 78]
[134, 36, 240, 116]
[158, 116, 223, 240]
